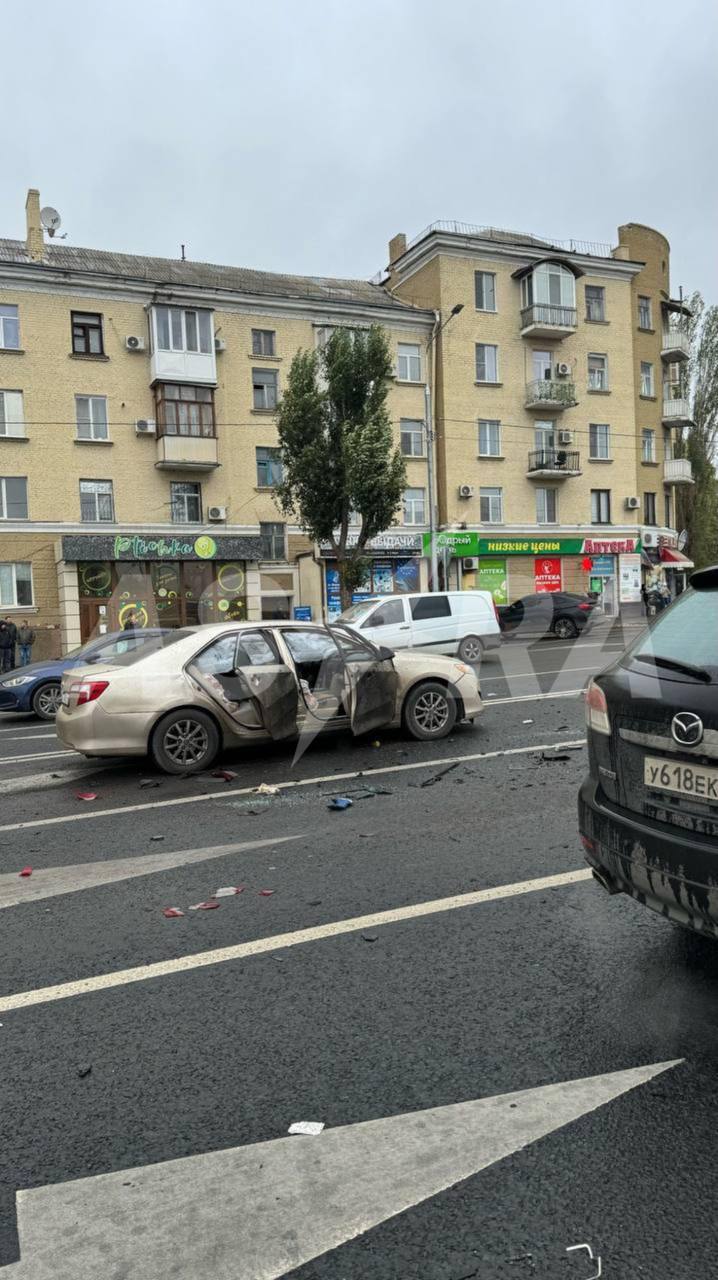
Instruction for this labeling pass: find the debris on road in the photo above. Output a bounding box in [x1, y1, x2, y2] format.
[77, 1065, 92, 1079]
[212, 769, 237, 782]
[75, 791, 97, 801]
[307, 898, 322, 906]
[255, 783, 280, 796]
[162, 907, 185, 918]
[371, 740, 382, 748]
[522, 719, 534, 725]
[415, 762, 459, 788]
[214, 886, 246, 897]
[361, 933, 378, 943]
[288, 1121, 325, 1136]
[139, 779, 162, 789]
[327, 796, 353, 810]
[188, 900, 221, 911]
[259, 889, 275, 897]
[541, 751, 574, 762]
[18, 867, 32, 878]
[150, 835, 165, 842]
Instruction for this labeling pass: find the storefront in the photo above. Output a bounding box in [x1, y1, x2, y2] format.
[319, 532, 426, 621]
[58, 532, 264, 646]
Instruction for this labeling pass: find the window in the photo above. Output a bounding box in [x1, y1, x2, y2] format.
[475, 271, 496, 312]
[194, 635, 239, 676]
[478, 419, 501, 456]
[411, 595, 451, 620]
[236, 631, 280, 666]
[71, 311, 104, 355]
[155, 384, 215, 437]
[664, 492, 671, 527]
[644, 492, 657, 525]
[251, 329, 276, 357]
[591, 489, 611, 524]
[252, 368, 278, 410]
[587, 354, 608, 391]
[522, 263, 576, 308]
[170, 481, 202, 524]
[589, 423, 611, 459]
[400, 419, 425, 456]
[364, 599, 405, 627]
[80, 480, 114, 522]
[532, 350, 552, 381]
[640, 362, 654, 397]
[261, 596, 292, 620]
[0, 477, 28, 520]
[536, 487, 558, 523]
[402, 487, 426, 525]
[397, 343, 422, 382]
[475, 343, 499, 383]
[260, 521, 286, 560]
[664, 428, 673, 462]
[0, 390, 24, 438]
[255, 446, 283, 487]
[638, 296, 652, 330]
[0, 561, 32, 606]
[585, 285, 605, 322]
[480, 486, 503, 523]
[642, 428, 656, 462]
[0, 305, 19, 350]
[154, 306, 212, 354]
[75, 395, 108, 441]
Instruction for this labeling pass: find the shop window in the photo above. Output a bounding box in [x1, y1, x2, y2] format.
[0, 561, 32, 606]
[78, 562, 113, 598]
[260, 521, 286, 561]
[171, 481, 202, 523]
[261, 596, 292, 620]
[156, 384, 215, 438]
[71, 311, 104, 355]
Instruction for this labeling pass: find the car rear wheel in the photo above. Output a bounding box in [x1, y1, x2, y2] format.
[553, 617, 578, 640]
[458, 634, 483, 664]
[150, 709, 220, 775]
[32, 682, 62, 721]
[403, 681, 457, 741]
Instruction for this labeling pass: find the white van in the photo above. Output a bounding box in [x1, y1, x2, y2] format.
[337, 591, 501, 662]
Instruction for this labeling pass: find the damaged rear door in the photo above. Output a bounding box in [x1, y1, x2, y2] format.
[188, 629, 299, 740]
[332, 626, 399, 736]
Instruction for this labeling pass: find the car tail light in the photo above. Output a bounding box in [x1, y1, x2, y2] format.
[585, 679, 610, 735]
[579, 602, 593, 611]
[71, 679, 109, 706]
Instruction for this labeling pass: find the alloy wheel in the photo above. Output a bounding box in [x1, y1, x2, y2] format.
[413, 690, 450, 734]
[459, 637, 483, 663]
[36, 685, 62, 717]
[163, 718, 210, 767]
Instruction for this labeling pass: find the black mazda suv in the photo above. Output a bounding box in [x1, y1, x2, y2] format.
[579, 566, 718, 937]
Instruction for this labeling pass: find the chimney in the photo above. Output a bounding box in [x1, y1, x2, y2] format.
[25, 189, 45, 262]
[388, 232, 407, 265]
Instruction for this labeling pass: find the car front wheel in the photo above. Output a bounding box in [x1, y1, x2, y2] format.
[403, 681, 457, 741]
[553, 617, 578, 640]
[32, 682, 62, 721]
[150, 709, 221, 775]
[458, 634, 483, 663]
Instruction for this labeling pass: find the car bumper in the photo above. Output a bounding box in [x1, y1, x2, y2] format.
[56, 703, 152, 757]
[0, 686, 30, 711]
[578, 775, 718, 938]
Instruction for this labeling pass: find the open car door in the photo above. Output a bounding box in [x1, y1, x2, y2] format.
[332, 626, 399, 737]
[188, 630, 299, 740]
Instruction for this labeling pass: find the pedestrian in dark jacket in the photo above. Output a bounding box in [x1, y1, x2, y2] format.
[0, 622, 13, 673]
[123, 610, 137, 632]
[17, 622, 36, 666]
[4, 617, 17, 668]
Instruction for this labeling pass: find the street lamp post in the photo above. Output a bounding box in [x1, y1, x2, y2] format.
[425, 303, 463, 591]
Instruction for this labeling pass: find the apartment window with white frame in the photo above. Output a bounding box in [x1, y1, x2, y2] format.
[642, 428, 656, 462]
[0, 390, 25, 437]
[170, 482, 202, 524]
[479, 486, 503, 523]
[474, 271, 496, 312]
[589, 423, 611, 459]
[402, 487, 426, 525]
[591, 489, 611, 524]
[0, 561, 32, 607]
[400, 419, 425, 456]
[75, 396, 108, 441]
[397, 343, 422, 382]
[536, 487, 558, 524]
[478, 419, 501, 457]
[475, 343, 499, 383]
[585, 285, 605, 322]
[640, 362, 654, 397]
[0, 305, 19, 350]
[588, 353, 608, 391]
[252, 368, 279, 410]
[0, 477, 28, 520]
[638, 296, 653, 330]
[80, 479, 114, 522]
[154, 306, 213, 354]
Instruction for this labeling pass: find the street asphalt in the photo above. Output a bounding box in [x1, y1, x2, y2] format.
[2, 621, 714, 1279]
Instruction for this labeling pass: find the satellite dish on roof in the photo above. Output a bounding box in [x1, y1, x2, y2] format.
[40, 206, 62, 236]
[678, 529, 688, 551]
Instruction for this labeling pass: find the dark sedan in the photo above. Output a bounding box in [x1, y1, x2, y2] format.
[498, 591, 599, 640]
[0, 628, 171, 720]
[579, 566, 718, 938]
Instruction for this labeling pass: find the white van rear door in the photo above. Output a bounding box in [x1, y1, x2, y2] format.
[357, 597, 411, 649]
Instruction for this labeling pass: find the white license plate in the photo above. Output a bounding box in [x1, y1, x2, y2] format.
[644, 754, 718, 802]
[61, 690, 70, 706]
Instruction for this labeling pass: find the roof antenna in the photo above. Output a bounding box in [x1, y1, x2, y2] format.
[180, 244, 186, 261]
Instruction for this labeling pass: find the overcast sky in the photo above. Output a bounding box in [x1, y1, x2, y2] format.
[2, 0, 715, 301]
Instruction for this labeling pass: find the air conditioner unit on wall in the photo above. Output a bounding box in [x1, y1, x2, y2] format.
[462, 557, 478, 571]
[558, 430, 573, 445]
[556, 362, 571, 377]
[642, 529, 658, 546]
[135, 418, 156, 435]
[458, 484, 475, 499]
[125, 335, 146, 351]
[625, 496, 641, 510]
[214, 337, 226, 351]
[208, 505, 227, 521]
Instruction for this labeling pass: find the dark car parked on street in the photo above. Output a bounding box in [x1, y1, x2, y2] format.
[579, 566, 718, 938]
[0, 628, 171, 720]
[498, 591, 599, 641]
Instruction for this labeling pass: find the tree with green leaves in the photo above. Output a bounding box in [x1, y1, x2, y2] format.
[675, 292, 718, 568]
[274, 325, 407, 610]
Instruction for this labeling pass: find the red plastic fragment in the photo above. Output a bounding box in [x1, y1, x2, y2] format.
[76, 791, 97, 802]
[212, 770, 237, 782]
[19, 867, 32, 878]
[259, 889, 275, 897]
[162, 907, 185, 918]
[188, 900, 221, 910]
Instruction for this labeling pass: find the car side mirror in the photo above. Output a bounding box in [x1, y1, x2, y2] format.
[376, 645, 395, 661]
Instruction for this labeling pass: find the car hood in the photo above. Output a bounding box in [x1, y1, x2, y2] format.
[392, 650, 467, 675]
[0, 660, 62, 683]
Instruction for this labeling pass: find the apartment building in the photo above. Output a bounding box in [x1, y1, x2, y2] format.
[387, 220, 693, 612]
[0, 191, 433, 656]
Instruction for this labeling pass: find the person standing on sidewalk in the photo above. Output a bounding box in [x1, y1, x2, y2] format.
[3, 617, 17, 669]
[0, 622, 13, 673]
[17, 620, 36, 666]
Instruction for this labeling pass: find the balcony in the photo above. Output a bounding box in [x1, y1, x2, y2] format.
[525, 378, 577, 411]
[664, 458, 694, 486]
[526, 449, 582, 479]
[155, 430, 219, 471]
[662, 386, 693, 425]
[661, 328, 690, 361]
[520, 304, 577, 338]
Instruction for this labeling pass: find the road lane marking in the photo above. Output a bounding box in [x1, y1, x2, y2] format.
[0, 749, 74, 765]
[490, 689, 582, 705]
[0, 836, 301, 909]
[0, 732, 57, 741]
[481, 664, 603, 682]
[3, 1061, 681, 1279]
[0, 738, 587, 834]
[0, 865, 593, 1012]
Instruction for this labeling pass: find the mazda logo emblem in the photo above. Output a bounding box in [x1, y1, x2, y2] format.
[671, 712, 704, 746]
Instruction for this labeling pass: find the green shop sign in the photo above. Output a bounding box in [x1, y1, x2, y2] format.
[422, 533, 642, 557]
[113, 535, 218, 560]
